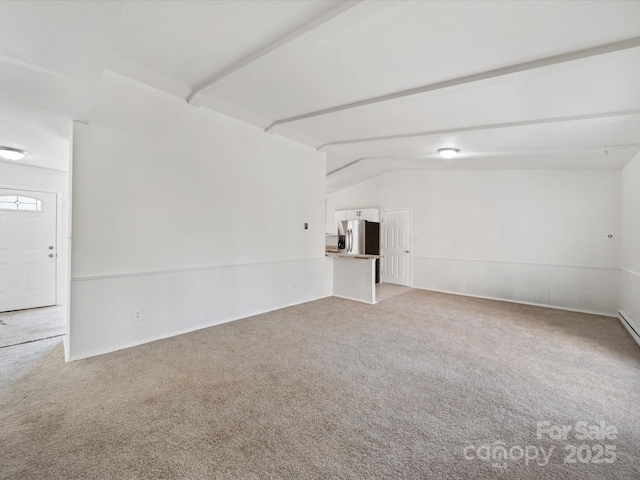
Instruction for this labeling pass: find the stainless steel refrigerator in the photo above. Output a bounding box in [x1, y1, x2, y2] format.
[338, 220, 380, 283]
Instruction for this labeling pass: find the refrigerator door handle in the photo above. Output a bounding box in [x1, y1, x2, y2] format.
[348, 229, 352, 253]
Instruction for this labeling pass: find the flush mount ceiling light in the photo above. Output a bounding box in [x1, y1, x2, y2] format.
[0, 146, 28, 161]
[438, 148, 459, 159]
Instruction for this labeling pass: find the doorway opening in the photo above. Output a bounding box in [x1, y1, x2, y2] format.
[0, 186, 67, 369]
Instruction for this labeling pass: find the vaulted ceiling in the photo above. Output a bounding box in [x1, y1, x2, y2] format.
[1, 0, 640, 192]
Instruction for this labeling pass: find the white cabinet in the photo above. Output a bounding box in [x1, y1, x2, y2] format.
[359, 208, 380, 222]
[335, 208, 380, 225]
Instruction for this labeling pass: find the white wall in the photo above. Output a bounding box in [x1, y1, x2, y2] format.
[620, 150, 640, 337]
[69, 71, 331, 360]
[0, 161, 70, 307]
[329, 169, 621, 315]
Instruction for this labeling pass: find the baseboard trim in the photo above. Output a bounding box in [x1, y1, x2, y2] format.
[67, 293, 332, 362]
[618, 310, 640, 347]
[332, 294, 376, 305]
[63, 334, 70, 362]
[414, 286, 617, 318]
[68, 317, 246, 362]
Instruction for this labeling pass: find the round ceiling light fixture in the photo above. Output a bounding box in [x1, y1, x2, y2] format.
[438, 148, 459, 159]
[0, 146, 29, 161]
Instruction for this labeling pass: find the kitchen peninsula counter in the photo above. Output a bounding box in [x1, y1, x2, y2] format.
[325, 253, 380, 260]
[326, 252, 378, 304]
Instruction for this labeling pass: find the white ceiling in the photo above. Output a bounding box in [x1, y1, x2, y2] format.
[0, 1, 123, 171]
[109, 0, 343, 98]
[1, 0, 639, 191]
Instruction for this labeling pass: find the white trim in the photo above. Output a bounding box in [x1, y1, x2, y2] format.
[67, 294, 332, 362]
[413, 255, 619, 272]
[65, 126, 74, 362]
[71, 257, 326, 282]
[332, 294, 376, 305]
[0, 184, 62, 196]
[618, 310, 640, 347]
[415, 286, 617, 318]
[621, 268, 640, 278]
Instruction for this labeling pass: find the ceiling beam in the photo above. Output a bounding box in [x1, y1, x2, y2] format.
[188, 1, 404, 106]
[267, 36, 640, 132]
[318, 110, 640, 150]
[326, 144, 640, 176]
[327, 158, 363, 176]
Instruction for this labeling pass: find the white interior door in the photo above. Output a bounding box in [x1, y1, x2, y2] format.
[381, 209, 411, 286]
[0, 189, 57, 312]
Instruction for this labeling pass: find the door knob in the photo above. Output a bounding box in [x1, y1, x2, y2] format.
[404, 250, 410, 253]
[48, 254, 54, 258]
[49, 246, 54, 250]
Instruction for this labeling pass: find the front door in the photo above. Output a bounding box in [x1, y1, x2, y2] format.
[381, 209, 411, 286]
[0, 189, 57, 312]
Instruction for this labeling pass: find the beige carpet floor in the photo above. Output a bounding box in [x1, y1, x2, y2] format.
[1, 290, 639, 479]
[375, 283, 413, 302]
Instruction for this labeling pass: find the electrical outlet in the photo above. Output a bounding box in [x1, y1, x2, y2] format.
[491, 280, 497, 288]
[133, 308, 143, 321]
